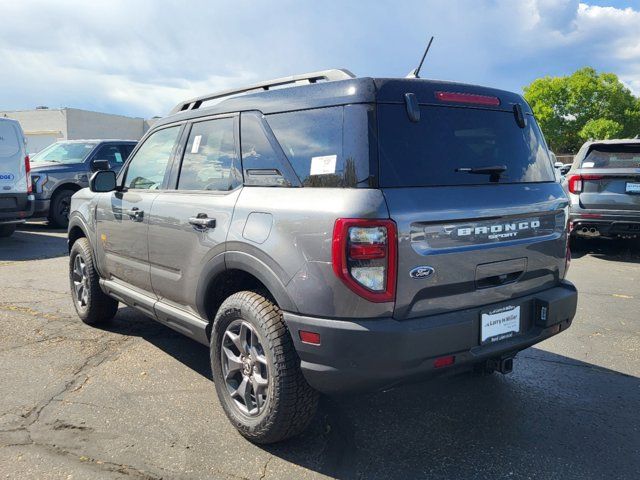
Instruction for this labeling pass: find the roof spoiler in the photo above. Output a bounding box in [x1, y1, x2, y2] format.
[169, 68, 356, 115]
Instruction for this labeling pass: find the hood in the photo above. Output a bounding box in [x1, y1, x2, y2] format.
[30, 162, 82, 174]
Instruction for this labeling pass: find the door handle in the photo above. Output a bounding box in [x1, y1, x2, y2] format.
[127, 207, 144, 222]
[189, 214, 216, 230]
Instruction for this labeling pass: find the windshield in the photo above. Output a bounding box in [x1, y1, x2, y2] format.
[31, 142, 96, 164]
[378, 105, 556, 187]
[582, 145, 640, 169]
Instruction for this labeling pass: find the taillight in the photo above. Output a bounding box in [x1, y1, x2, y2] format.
[24, 155, 32, 194]
[567, 174, 603, 194]
[332, 218, 397, 303]
[435, 91, 501, 106]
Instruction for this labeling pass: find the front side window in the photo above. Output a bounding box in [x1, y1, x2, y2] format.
[94, 144, 130, 166]
[124, 126, 180, 190]
[178, 117, 238, 191]
[31, 141, 97, 164]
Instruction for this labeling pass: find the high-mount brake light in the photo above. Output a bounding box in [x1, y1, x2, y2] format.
[567, 174, 603, 194]
[435, 91, 501, 106]
[24, 155, 32, 194]
[332, 219, 397, 303]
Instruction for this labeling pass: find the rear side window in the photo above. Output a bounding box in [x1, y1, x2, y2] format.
[0, 122, 20, 157]
[178, 117, 239, 191]
[582, 145, 640, 169]
[378, 105, 555, 187]
[240, 113, 297, 187]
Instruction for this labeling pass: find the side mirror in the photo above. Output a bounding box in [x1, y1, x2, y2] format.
[91, 159, 111, 172]
[90, 170, 117, 193]
[554, 161, 564, 169]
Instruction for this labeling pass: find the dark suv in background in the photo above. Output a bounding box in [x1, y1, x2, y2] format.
[67, 69, 577, 443]
[565, 139, 640, 240]
[31, 139, 136, 227]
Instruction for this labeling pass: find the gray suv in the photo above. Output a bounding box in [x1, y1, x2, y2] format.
[31, 139, 136, 227]
[565, 139, 640, 240]
[67, 70, 578, 443]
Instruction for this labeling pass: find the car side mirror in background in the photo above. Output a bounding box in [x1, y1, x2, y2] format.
[90, 159, 111, 172]
[90, 170, 117, 193]
[554, 161, 564, 169]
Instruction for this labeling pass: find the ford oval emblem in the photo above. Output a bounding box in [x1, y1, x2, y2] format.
[409, 266, 435, 279]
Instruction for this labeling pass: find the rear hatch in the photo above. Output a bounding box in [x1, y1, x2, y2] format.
[574, 144, 640, 212]
[0, 120, 27, 195]
[375, 80, 568, 320]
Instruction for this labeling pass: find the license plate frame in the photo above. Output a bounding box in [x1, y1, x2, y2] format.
[626, 182, 640, 194]
[480, 305, 521, 345]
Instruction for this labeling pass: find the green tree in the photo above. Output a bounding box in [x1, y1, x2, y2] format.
[579, 118, 623, 141]
[523, 67, 640, 153]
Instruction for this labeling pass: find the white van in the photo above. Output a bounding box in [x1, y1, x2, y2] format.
[0, 118, 34, 237]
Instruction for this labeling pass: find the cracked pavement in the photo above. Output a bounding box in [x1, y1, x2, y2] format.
[0, 223, 639, 479]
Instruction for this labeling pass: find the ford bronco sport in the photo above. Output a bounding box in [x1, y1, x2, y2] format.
[67, 69, 578, 444]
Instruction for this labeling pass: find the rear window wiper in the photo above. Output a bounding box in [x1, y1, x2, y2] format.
[455, 165, 507, 175]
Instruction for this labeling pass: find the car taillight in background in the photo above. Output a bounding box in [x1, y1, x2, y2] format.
[25, 155, 32, 194]
[332, 219, 397, 303]
[567, 174, 603, 194]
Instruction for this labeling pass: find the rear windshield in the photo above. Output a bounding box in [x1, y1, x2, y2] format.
[582, 145, 640, 169]
[378, 105, 555, 187]
[32, 142, 96, 164]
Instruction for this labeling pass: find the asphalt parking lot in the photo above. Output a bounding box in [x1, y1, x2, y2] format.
[0, 223, 638, 480]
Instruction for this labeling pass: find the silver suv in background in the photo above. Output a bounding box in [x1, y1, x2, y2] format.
[31, 140, 136, 227]
[565, 139, 640, 240]
[68, 70, 577, 443]
[0, 118, 34, 237]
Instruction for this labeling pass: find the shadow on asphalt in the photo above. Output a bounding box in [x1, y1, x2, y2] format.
[99, 308, 640, 479]
[0, 222, 67, 262]
[571, 236, 640, 264]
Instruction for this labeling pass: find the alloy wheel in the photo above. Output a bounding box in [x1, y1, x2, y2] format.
[221, 319, 269, 416]
[71, 254, 89, 308]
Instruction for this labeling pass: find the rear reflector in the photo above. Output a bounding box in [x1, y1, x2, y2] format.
[435, 91, 500, 106]
[299, 331, 321, 346]
[434, 355, 455, 368]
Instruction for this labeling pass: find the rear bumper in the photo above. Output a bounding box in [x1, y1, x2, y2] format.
[0, 193, 35, 224]
[569, 210, 640, 238]
[284, 281, 577, 395]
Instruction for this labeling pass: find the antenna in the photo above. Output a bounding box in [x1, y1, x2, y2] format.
[406, 36, 434, 79]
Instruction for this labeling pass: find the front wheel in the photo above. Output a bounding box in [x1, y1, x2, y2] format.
[211, 291, 318, 444]
[69, 237, 118, 325]
[49, 189, 74, 228]
[0, 224, 17, 238]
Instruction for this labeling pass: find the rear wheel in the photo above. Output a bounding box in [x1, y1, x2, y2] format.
[211, 291, 318, 444]
[69, 237, 118, 325]
[0, 224, 17, 238]
[49, 188, 74, 228]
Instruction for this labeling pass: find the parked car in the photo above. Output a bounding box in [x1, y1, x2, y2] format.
[30, 139, 137, 227]
[564, 139, 640, 240]
[0, 118, 34, 237]
[68, 70, 578, 443]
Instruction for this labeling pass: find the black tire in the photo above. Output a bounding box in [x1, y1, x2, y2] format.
[211, 291, 318, 444]
[0, 224, 17, 238]
[49, 188, 74, 228]
[69, 237, 118, 325]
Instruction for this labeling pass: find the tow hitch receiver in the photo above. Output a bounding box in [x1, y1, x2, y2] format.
[486, 355, 515, 375]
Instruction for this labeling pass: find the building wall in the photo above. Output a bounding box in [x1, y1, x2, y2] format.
[65, 108, 145, 141]
[0, 109, 67, 153]
[1, 108, 149, 154]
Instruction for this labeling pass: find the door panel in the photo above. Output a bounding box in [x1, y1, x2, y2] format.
[148, 115, 241, 314]
[96, 190, 159, 294]
[148, 190, 240, 311]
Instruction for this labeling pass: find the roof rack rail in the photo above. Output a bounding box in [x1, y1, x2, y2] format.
[169, 68, 356, 115]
